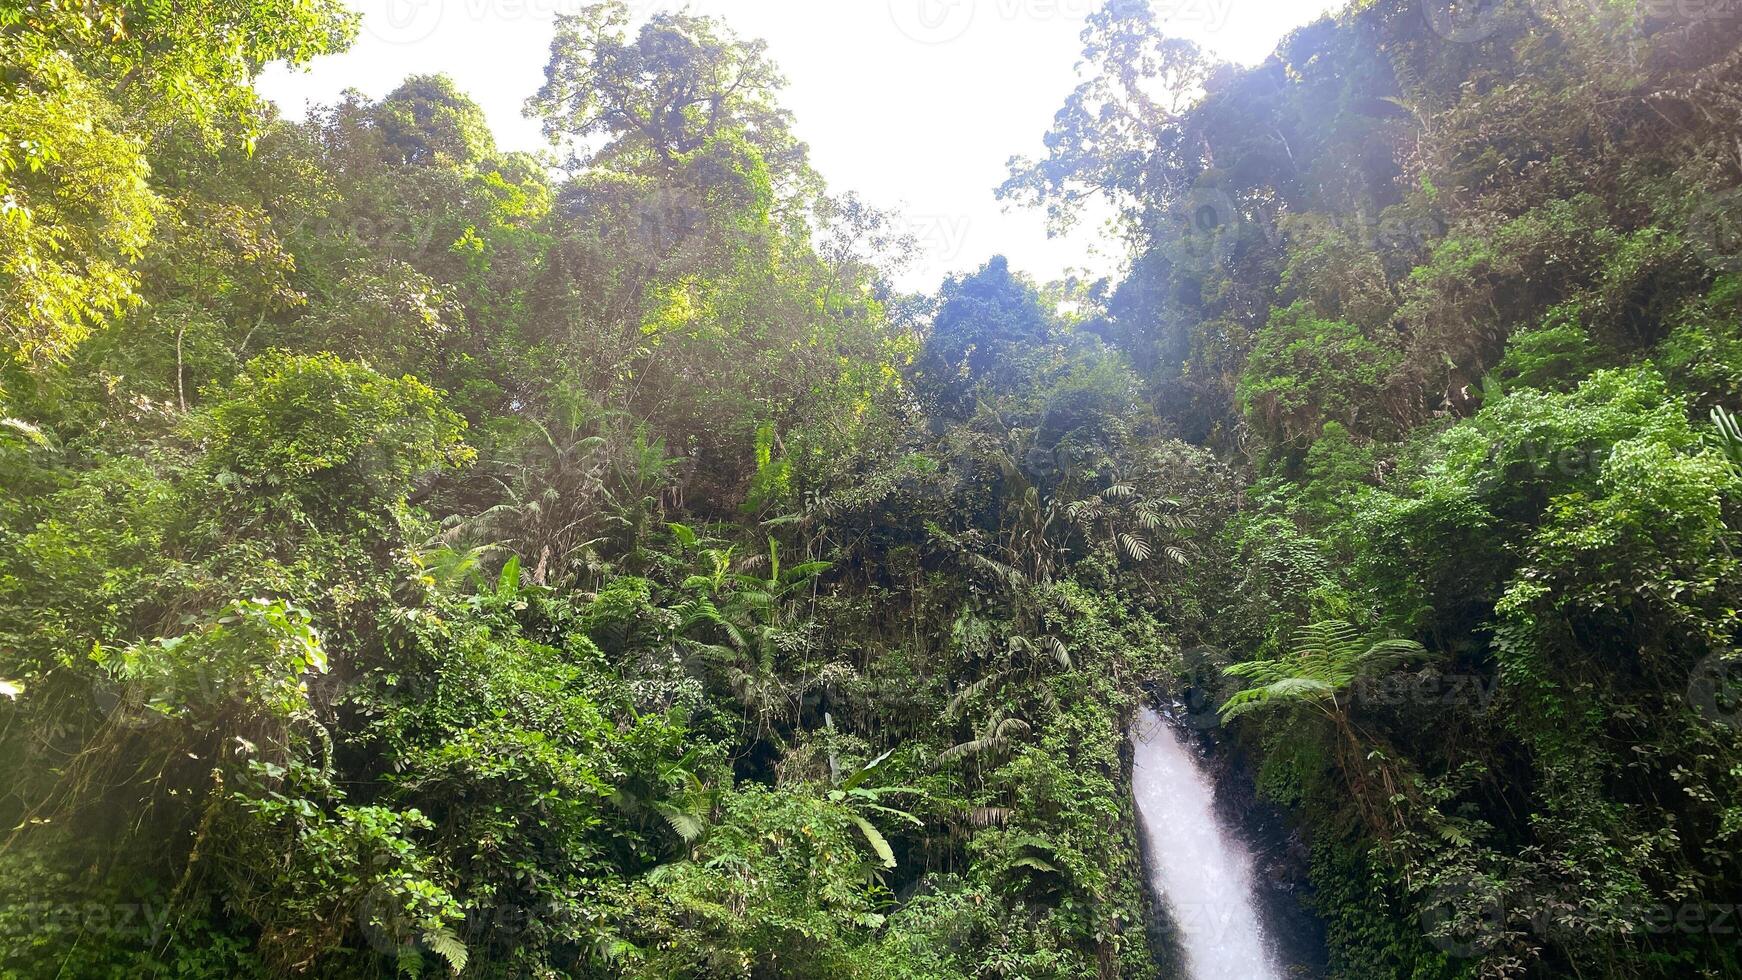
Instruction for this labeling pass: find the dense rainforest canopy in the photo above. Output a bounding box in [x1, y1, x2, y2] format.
[2, 0, 1741, 977]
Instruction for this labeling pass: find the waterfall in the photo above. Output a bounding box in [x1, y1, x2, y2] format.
[1131, 706, 1282, 980]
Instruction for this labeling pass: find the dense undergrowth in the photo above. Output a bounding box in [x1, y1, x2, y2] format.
[2, 1, 1741, 977]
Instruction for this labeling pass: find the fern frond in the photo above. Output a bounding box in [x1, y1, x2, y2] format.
[1218, 677, 1334, 721]
[1, 418, 49, 447]
[936, 737, 992, 764]
[421, 927, 468, 976]
[654, 802, 704, 842]
[667, 522, 699, 549]
[1357, 638, 1434, 676]
[593, 936, 641, 965]
[1713, 406, 1742, 465]
[783, 560, 833, 584]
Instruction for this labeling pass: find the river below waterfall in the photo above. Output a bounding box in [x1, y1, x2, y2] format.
[1130, 706, 1285, 980]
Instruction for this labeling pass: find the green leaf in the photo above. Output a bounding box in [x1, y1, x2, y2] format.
[655, 802, 704, 843]
[849, 814, 897, 869]
[840, 747, 896, 790]
[496, 555, 522, 599]
[667, 522, 699, 549]
[0, 418, 49, 447]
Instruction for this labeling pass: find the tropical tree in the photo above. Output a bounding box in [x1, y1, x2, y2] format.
[1221, 620, 1437, 835]
[676, 534, 831, 733]
[0, 0, 355, 373]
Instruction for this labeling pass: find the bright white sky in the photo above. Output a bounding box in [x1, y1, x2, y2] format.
[259, 0, 1341, 291]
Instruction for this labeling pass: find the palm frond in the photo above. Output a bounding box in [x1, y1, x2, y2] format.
[965, 806, 1012, 828]
[1118, 532, 1151, 562]
[945, 670, 1010, 719]
[1047, 636, 1072, 669]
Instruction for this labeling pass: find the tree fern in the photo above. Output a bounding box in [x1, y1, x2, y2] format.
[1220, 621, 1440, 839]
[654, 802, 705, 843]
[1219, 620, 1435, 723]
[1010, 854, 1061, 874]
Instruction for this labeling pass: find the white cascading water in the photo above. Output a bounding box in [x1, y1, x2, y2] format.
[1130, 706, 1282, 980]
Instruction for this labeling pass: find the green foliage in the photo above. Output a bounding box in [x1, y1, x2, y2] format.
[1494, 309, 1604, 392]
[1237, 304, 1403, 449]
[376, 74, 497, 168]
[1008, 2, 1742, 975]
[203, 351, 473, 508]
[0, 59, 155, 368]
[1713, 406, 1742, 469]
[915, 256, 1056, 417]
[95, 597, 326, 729]
[0, 0, 355, 371]
[7, 1, 1742, 978]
